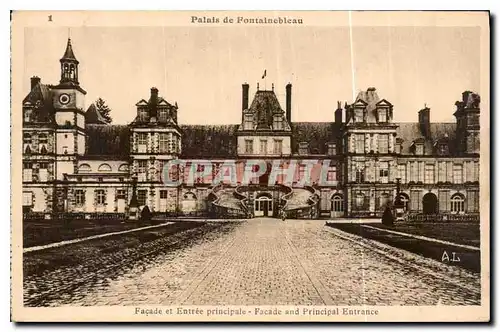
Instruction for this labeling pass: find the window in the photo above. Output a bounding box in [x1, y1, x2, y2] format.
[137, 133, 147, 153]
[139, 109, 148, 122]
[75, 190, 85, 206]
[438, 143, 448, 155]
[451, 194, 465, 213]
[39, 162, 48, 181]
[23, 133, 32, 145]
[39, 133, 47, 144]
[98, 163, 112, 172]
[95, 189, 106, 206]
[160, 190, 168, 199]
[467, 190, 479, 212]
[379, 162, 389, 183]
[415, 144, 424, 155]
[117, 189, 127, 200]
[354, 109, 363, 123]
[159, 133, 169, 153]
[378, 109, 387, 122]
[399, 194, 410, 211]
[332, 195, 343, 212]
[355, 134, 365, 153]
[438, 162, 447, 182]
[138, 189, 147, 206]
[378, 134, 389, 154]
[245, 139, 253, 154]
[355, 163, 365, 183]
[409, 162, 418, 182]
[299, 142, 308, 155]
[473, 162, 479, 182]
[137, 160, 147, 181]
[453, 164, 463, 184]
[273, 117, 283, 130]
[273, 139, 283, 154]
[158, 108, 168, 122]
[398, 164, 406, 183]
[244, 115, 253, 130]
[355, 193, 366, 209]
[23, 162, 32, 181]
[22, 191, 33, 206]
[327, 168, 337, 182]
[327, 143, 337, 156]
[424, 164, 435, 184]
[260, 140, 268, 154]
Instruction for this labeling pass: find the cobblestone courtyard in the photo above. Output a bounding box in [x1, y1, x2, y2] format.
[31, 218, 480, 306]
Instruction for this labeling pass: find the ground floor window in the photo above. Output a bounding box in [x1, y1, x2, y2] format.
[95, 189, 106, 206]
[451, 194, 465, 213]
[399, 193, 409, 211]
[74, 189, 85, 206]
[138, 189, 148, 206]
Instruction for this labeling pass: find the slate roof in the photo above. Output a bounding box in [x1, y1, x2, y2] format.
[22, 83, 55, 123]
[396, 122, 457, 155]
[61, 38, 78, 62]
[180, 124, 239, 158]
[248, 90, 285, 130]
[354, 87, 380, 123]
[291, 122, 342, 154]
[86, 124, 130, 158]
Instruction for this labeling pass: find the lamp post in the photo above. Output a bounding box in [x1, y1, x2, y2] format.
[128, 173, 139, 221]
[393, 177, 405, 222]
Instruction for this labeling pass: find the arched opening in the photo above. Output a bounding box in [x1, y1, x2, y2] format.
[451, 193, 465, 213]
[78, 164, 91, 173]
[118, 164, 129, 172]
[98, 163, 112, 172]
[399, 193, 410, 211]
[330, 194, 344, 218]
[422, 192, 438, 214]
[181, 191, 198, 215]
[255, 193, 273, 217]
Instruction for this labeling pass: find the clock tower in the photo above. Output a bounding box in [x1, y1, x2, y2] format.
[52, 38, 87, 180]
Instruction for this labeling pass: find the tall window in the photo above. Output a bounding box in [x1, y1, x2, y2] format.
[75, 189, 85, 206]
[273, 117, 283, 130]
[355, 134, 365, 153]
[398, 164, 406, 183]
[23, 133, 32, 145]
[22, 191, 33, 206]
[438, 162, 447, 182]
[332, 194, 343, 212]
[244, 115, 253, 130]
[137, 133, 147, 153]
[137, 160, 147, 181]
[23, 162, 32, 181]
[138, 190, 147, 206]
[355, 193, 366, 209]
[354, 109, 363, 123]
[409, 162, 418, 182]
[355, 163, 365, 183]
[95, 189, 106, 206]
[379, 162, 389, 183]
[159, 133, 169, 153]
[399, 194, 409, 211]
[378, 134, 389, 154]
[415, 144, 424, 155]
[327, 167, 337, 182]
[260, 140, 268, 154]
[273, 139, 283, 154]
[117, 189, 127, 200]
[245, 139, 253, 154]
[424, 164, 435, 184]
[451, 194, 465, 213]
[158, 108, 168, 122]
[378, 109, 387, 122]
[473, 162, 479, 182]
[39, 162, 48, 181]
[453, 164, 463, 184]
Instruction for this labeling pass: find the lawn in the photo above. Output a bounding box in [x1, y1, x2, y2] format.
[23, 218, 161, 248]
[327, 222, 480, 273]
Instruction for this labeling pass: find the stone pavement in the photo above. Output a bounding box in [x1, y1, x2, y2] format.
[50, 218, 479, 306]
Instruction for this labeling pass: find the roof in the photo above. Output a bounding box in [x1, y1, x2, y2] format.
[22, 83, 55, 123]
[86, 124, 130, 157]
[61, 38, 78, 62]
[248, 90, 284, 130]
[180, 124, 239, 158]
[354, 87, 381, 123]
[395, 122, 457, 155]
[85, 104, 108, 124]
[291, 122, 342, 154]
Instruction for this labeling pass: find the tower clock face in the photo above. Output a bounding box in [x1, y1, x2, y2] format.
[59, 93, 71, 105]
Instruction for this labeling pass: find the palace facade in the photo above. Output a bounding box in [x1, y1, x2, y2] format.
[22, 39, 480, 219]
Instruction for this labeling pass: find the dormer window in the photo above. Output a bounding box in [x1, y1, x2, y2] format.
[438, 143, 449, 155]
[354, 109, 364, 123]
[378, 108, 387, 123]
[273, 116, 283, 130]
[415, 144, 424, 155]
[158, 108, 168, 122]
[244, 114, 253, 130]
[299, 142, 309, 155]
[395, 138, 403, 154]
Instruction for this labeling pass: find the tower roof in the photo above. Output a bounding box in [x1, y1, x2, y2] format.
[60, 38, 79, 63]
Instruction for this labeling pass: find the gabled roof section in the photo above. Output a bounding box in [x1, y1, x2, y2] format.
[376, 99, 393, 107]
[135, 99, 148, 106]
[353, 87, 381, 123]
[85, 104, 108, 124]
[248, 90, 284, 130]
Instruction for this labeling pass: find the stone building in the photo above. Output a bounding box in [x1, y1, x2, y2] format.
[22, 39, 480, 219]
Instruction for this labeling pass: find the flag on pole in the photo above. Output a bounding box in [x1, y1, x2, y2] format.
[262, 69, 267, 79]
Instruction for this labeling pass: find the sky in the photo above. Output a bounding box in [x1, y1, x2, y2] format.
[22, 24, 480, 125]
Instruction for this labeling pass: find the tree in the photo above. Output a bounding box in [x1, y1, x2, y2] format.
[381, 205, 394, 226]
[94, 97, 112, 123]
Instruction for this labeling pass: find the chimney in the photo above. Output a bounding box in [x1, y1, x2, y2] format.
[335, 101, 343, 124]
[149, 87, 159, 119]
[242, 83, 249, 111]
[30, 76, 40, 90]
[418, 105, 431, 137]
[286, 83, 292, 123]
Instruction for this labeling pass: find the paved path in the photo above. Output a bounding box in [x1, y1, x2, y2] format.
[55, 218, 480, 306]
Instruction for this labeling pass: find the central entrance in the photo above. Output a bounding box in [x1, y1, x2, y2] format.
[254, 193, 273, 217]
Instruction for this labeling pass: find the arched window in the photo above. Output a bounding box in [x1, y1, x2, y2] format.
[118, 164, 129, 172]
[78, 164, 91, 173]
[331, 194, 343, 212]
[355, 193, 365, 209]
[98, 163, 112, 172]
[451, 194, 465, 213]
